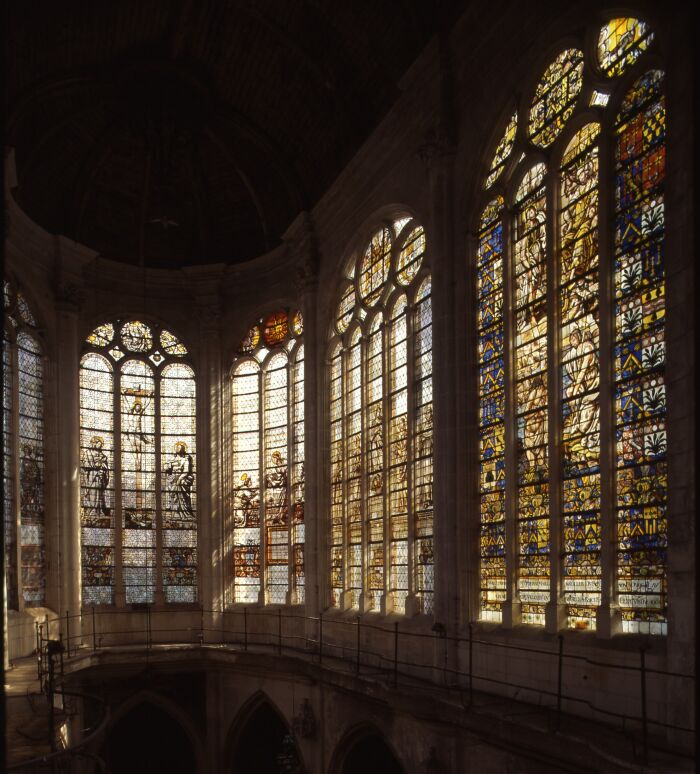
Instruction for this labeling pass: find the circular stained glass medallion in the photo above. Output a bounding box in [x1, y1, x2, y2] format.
[121, 320, 153, 352]
[359, 228, 391, 306]
[263, 310, 289, 347]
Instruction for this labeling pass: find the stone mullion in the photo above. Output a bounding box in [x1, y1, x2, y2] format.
[198, 314, 221, 615]
[545, 168, 565, 633]
[358, 332, 368, 613]
[56, 301, 82, 620]
[11, 338, 22, 611]
[300, 281, 318, 613]
[464, 231, 480, 624]
[285, 355, 294, 604]
[501, 206, 520, 627]
[596, 123, 620, 637]
[381, 317, 390, 614]
[340, 346, 350, 609]
[41, 344, 59, 613]
[222, 368, 232, 609]
[405, 295, 417, 613]
[427, 153, 458, 635]
[258, 366, 266, 605]
[113, 367, 124, 607]
[154, 371, 164, 605]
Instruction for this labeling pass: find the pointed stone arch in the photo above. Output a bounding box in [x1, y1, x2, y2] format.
[329, 722, 404, 774]
[102, 690, 205, 774]
[224, 690, 306, 774]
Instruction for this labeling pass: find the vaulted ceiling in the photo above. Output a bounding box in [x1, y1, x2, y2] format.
[6, 0, 456, 268]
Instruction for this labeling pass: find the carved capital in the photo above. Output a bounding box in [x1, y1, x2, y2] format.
[294, 255, 319, 293]
[422, 747, 448, 773]
[55, 280, 85, 312]
[196, 299, 221, 333]
[416, 128, 456, 170]
[284, 211, 320, 293]
[292, 698, 316, 739]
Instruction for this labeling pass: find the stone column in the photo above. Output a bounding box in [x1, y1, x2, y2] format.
[291, 215, 321, 627]
[421, 135, 459, 634]
[664, 13, 695, 750]
[186, 268, 225, 634]
[55, 279, 83, 626]
[544, 168, 566, 634]
[595, 112, 621, 638]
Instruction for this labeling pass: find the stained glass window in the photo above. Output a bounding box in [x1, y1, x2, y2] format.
[263, 311, 289, 347]
[359, 229, 392, 306]
[559, 124, 602, 629]
[477, 197, 506, 622]
[329, 343, 344, 606]
[528, 49, 584, 148]
[484, 112, 517, 189]
[80, 319, 197, 606]
[514, 163, 550, 626]
[3, 325, 17, 609]
[240, 325, 261, 354]
[3, 278, 46, 609]
[231, 310, 304, 604]
[396, 227, 426, 286]
[413, 278, 434, 611]
[475, 21, 666, 634]
[329, 217, 433, 615]
[614, 70, 666, 634]
[598, 18, 653, 77]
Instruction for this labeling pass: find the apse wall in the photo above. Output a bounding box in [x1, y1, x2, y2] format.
[3, 0, 694, 767]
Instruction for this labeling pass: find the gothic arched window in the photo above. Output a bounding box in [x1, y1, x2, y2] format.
[476, 17, 666, 633]
[3, 278, 46, 609]
[80, 320, 197, 605]
[230, 309, 305, 604]
[329, 218, 433, 615]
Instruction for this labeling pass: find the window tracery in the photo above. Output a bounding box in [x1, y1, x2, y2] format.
[230, 309, 305, 604]
[477, 17, 666, 633]
[329, 217, 433, 615]
[3, 278, 46, 608]
[80, 319, 197, 605]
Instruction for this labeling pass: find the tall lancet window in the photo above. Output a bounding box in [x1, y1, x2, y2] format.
[329, 217, 433, 615]
[3, 279, 46, 608]
[80, 320, 197, 605]
[475, 17, 666, 633]
[230, 309, 305, 605]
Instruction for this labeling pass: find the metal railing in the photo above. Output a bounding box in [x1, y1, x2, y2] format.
[7, 627, 109, 773]
[19, 606, 696, 767]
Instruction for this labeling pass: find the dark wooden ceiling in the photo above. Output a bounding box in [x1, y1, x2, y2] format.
[6, 0, 456, 268]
